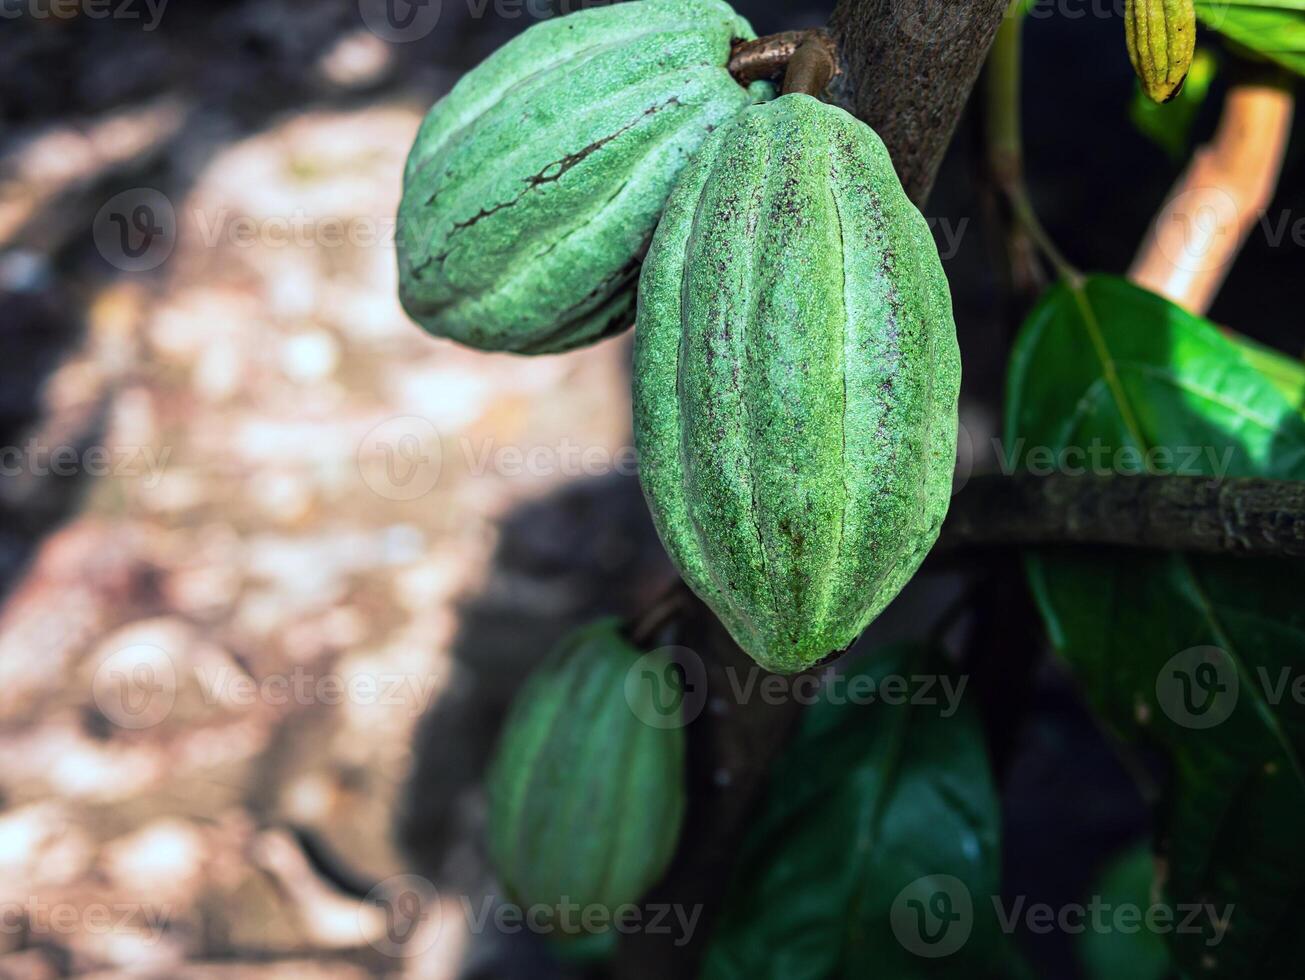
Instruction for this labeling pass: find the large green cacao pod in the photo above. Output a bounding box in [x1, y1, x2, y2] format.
[633, 94, 961, 675]
[396, 0, 770, 354]
[485, 619, 686, 943]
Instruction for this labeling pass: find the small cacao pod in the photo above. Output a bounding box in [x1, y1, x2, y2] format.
[397, 0, 771, 354]
[485, 619, 686, 946]
[1125, 0, 1196, 103]
[633, 94, 960, 675]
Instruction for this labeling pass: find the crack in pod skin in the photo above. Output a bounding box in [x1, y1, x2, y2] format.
[396, 0, 773, 355]
[633, 94, 961, 674]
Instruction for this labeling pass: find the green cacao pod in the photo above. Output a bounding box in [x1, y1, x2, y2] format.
[485, 619, 686, 946]
[396, 0, 771, 354]
[633, 94, 960, 675]
[1125, 0, 1196, 103]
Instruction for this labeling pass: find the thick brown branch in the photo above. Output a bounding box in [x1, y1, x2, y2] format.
[941, 473, 1305, 558]
[829, 0, 1012, 204]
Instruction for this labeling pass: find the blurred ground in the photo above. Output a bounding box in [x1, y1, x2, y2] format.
[0, 6, 674, 973]
[0, 1, 1301, 978]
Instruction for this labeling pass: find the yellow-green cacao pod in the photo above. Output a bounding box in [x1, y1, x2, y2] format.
[1125, 0, 1196, 103]
[633, 94, 960, 675]
[485, 619, 686, 946]
[397, 0, 772, 354]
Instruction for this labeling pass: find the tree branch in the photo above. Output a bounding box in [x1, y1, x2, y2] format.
[728, 30, 818, 85]
[829, 0, 1012, 204]
[941, 472, 1305, 558]
[1128, 64, 1294, 315]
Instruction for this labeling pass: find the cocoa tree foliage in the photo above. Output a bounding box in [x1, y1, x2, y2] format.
[699, 645, 1018, 979]
[396, 0, 1305, 977]
[1005, 276, 1305, 976]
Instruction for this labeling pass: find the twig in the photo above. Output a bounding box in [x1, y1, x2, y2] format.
[940, 472, 1305, 558]
[1129, 64, 1294, 315]
[984, 3, 1081, 286]
[727, 31, 812, 85]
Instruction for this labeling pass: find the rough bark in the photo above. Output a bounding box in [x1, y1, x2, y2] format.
[941, 473, 1305, 558]
[829, 0, 1012, 204]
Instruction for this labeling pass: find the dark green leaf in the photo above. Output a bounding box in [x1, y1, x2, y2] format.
[1195, 0, 1305, 75]
[702, 645, 1015, 979]
[1078, 845, 1172, 980]
[1130, 49, 1217, 160]
[1234, 333, 1305, 412]
[1004, 274, 1305, 977]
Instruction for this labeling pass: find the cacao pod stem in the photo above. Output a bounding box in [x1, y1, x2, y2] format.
[728, 29, 838, 92]
[782, 33, 839, 97]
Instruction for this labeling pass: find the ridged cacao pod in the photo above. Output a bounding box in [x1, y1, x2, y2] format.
[1125, 0, 1196, 103]
[485, 619, 686, 946]
[633, 94, 960, 675]
[396, 0, 771, 355]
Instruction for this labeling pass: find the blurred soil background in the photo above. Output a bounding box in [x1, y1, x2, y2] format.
[0, 0, 1301, 977]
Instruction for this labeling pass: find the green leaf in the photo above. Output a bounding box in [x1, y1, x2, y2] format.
[1130, 49, 1217, 159]
[1233, 333, 1305, 412]
[702, 645, 1016, 979]
[1004, 274, 1305, 978]
[1078, 845, 1172, 980]
[1195, 0, 1305, 75]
